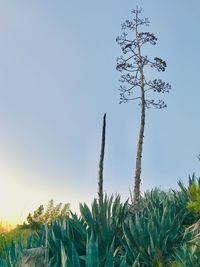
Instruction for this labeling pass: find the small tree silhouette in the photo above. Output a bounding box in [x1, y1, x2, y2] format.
[24, 200, 70, 230]
[116, 7, 171, 212]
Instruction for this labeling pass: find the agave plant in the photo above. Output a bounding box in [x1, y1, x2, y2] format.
[2, 178, 200, 266]
[170, 243, 200, 267]
[79, 194, 130, 266]
[63, 230, 140, 267]
[157, 174, 199, 232]
[0, 195, 129, 266]
[45, 217, 86, 266]
[0, 240, 23, 267]
[123, 188, 188, 266]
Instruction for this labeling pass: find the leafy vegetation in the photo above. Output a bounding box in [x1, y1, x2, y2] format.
[1, 177, 200, 266]
[20, 199, 70, 230]
[0, 200, 70, 261]
[0, 227, 32, 258]
[186, 178, 200, 214]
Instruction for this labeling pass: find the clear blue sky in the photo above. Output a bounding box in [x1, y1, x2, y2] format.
[1, 0, 200, 224]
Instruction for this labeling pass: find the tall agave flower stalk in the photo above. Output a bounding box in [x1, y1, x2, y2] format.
[116, 7, 171, 212]
[98, 113, 106, 204]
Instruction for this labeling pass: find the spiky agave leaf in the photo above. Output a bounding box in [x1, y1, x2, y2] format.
[123, 188, 188, 266]
[86, 230, 99, 267]
[170, 243, 200, 267]
[79, 195, 129, 265]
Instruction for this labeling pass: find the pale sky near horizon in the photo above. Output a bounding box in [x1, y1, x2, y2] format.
[1, 1, 200, 225]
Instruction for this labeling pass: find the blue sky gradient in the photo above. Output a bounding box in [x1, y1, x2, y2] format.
[1, 1, 200, 224]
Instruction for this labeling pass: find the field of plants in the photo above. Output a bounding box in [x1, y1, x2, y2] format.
[0, 175, 200, 266]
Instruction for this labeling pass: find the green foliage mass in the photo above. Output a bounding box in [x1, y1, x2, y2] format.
[21, 199, 70, 230]
[0, 199, 70, 261]
[186, 178, 200, 213]
[0, 228, 32, 257]
[1, 177, 200, 266]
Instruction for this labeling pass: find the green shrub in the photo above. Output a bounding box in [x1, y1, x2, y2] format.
[0, 227, 33, 257]
[187, 180, 200, 213]
[21, 199, 70, 231]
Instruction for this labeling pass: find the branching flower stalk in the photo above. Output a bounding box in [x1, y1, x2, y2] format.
[116, 7, 171, 212]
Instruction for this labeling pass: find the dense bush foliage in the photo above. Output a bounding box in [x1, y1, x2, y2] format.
[0, 228, 33, 258]
[1, 176, 200, 266]
[20, 199, 70, 231]
[186, 179, 200, 214]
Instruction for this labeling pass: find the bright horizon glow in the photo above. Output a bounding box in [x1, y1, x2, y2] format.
[0, 176, 81, 227]
[0, 162, 82, 226]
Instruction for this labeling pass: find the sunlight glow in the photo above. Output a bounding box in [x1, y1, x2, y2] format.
[0, 165, 78, 227]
